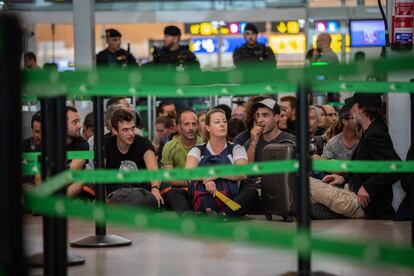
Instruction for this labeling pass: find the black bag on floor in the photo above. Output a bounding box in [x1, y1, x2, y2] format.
[260, 143, 296, 222]
[107, 187, 158, 208]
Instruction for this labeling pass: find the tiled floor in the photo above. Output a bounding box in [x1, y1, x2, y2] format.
[25, 215, 413, 276]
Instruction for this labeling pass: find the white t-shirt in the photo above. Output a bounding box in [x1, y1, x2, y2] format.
[188, 142, 247, 165]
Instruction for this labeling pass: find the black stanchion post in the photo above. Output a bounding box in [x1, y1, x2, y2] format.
[94, 96, 106, 236]
[44, 96, 68, 275]
[70, 96, 131, 247]
[411, 92, 414, 247]
[0, 14, 27, 276]
[41, 99, 53, 275]
[283, 84, 337, 276]
[296, 83, 312, 275]
[29, 98, 85, 271]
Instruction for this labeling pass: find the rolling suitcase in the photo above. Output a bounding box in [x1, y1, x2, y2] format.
[260, 143, 296, 222]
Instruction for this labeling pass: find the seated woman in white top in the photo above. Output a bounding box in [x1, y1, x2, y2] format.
[185, 109, 249, 215]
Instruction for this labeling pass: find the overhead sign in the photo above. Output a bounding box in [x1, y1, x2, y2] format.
[185, 22, 266, 36]
[268, 34, 306, 54]
[314, 20, 340, 33]
[190, 36, 268, 54]
[272, 20, 305, 34]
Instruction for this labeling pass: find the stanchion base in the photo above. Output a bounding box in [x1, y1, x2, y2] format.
[28, 252, 85, 267]
[70, 234, 132, 248]
[281, 271, 338, 276]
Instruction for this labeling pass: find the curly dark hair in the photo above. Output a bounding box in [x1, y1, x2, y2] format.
[111, 108, 134, 131]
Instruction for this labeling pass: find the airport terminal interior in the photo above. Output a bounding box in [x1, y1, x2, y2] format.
[0, 0, 414, 275]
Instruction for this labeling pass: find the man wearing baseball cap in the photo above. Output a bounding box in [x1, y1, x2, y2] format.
[246, 98, 296, 163]
[96, 28, 137, 67]
[311, 93, 401, 219]
[152, 25, 199, 68]
[233, 23, 276, 68]
[237, 98, 296, 214]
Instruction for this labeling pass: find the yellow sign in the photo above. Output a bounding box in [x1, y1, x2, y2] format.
[312, 33, 350, 53]
[275, 21, 301, 34]
[189, 22, 230, 35]
[219, 27, 229, 35]
[268, 34, 306, 54]
[287, 21, 300, 34]
[276, 22, 287, 33]
[190, 24, 200, 35]
[200, 22, 214, 36]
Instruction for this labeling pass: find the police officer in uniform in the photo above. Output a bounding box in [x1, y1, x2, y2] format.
[150, 25, 201, 110]
[233, 23, 276, 68]
[96, 29, 137, 67]
[152, 25, 199, 69]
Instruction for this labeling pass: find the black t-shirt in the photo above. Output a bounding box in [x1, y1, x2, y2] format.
[105, 135, 155, 193]
[233, 130, 250, 146]
[66, 137, 89, 168]
[67, 136, 89, 152]
[246, 131, 296, 162]
[22, 137, 40, 152]
[22, 137, 40, 184]
[285, 120, 296, 135]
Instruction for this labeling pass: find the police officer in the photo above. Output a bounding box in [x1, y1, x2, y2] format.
[150, 25, 201, 111]
[152, 25, 199, 69]
[233, 23, 276, 68]
[96, 29, 137, 67]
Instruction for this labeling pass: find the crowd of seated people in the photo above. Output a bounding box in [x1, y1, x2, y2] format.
[22, 92, 409, 221]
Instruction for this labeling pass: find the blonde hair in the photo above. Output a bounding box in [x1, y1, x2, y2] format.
[202, 109, 226, 142]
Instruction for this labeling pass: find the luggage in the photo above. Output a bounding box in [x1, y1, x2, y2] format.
[260, 143, 296, 222]
[188, 142, 239, 213]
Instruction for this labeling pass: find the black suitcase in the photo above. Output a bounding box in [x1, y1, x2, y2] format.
[260, 143, 296, 222]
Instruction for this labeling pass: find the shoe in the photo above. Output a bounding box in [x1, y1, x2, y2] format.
[205, 208, 218, 217]
[311, 203, 346, 219]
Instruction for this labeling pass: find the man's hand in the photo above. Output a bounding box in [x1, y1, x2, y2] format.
[151, 188, 164, 208]
[322, 174, 345, 186]
[357, 186, 370, 208]
[250, 124, 264, 145]
[204, 180, 217, 196]
[312, 48, 320, 59]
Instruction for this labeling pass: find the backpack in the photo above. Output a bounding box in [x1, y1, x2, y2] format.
[188, 142, 239, 213]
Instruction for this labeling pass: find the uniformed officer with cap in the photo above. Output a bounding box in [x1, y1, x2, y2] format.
[96, 28, 137, 67]
[152, 25, 199, 69]
[233, 23, 276, 68]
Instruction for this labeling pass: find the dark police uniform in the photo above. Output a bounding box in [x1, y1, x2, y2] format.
[233, 43, 276, 68]
[148, 25, 201, 110]
[151, 45, 201, 110]
[96, 48, 137, 67]
[96, 28, 137, 67]
[152, 45, 199, 69]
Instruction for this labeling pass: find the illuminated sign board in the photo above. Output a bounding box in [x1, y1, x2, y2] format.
[190, 36, 268, 54]
[312, 33, 350, 53]
[272, 20, 305, 34]
[314, 21, 340, 33]
[185, 22, 266, 36]
[186, 21, 304, 35]
[268, 34, 306, 54]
